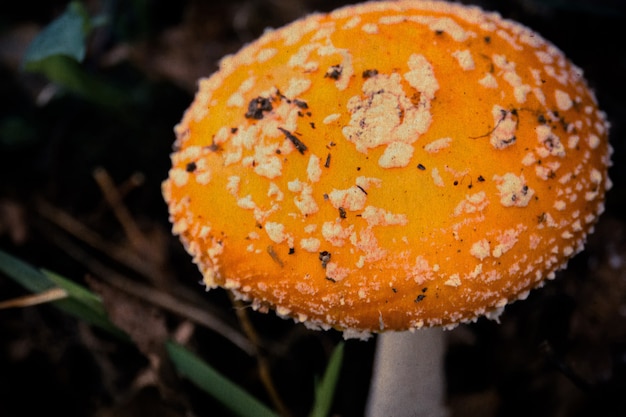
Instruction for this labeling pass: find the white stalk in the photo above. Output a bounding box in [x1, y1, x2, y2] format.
[365, 329, 447, 417]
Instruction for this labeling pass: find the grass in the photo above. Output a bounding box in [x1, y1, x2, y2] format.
[0, 248, 343, 417]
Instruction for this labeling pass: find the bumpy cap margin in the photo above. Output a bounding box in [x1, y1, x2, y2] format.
[163, 0, 612, 338]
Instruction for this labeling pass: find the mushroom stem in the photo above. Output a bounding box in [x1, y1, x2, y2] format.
[365, 329, 447, 417]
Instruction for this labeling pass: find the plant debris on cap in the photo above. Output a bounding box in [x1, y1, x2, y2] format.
[163, 0, 612, 339]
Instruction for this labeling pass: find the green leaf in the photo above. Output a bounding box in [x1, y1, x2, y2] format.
[20, 2, 127, 110]
[24, 55, 129, 109]
[22, 2, 89, 66]
[166, 341, 280, 417]
[309, 342, 344, 417]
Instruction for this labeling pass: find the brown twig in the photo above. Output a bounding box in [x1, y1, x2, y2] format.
[229, 294, 292, 417]
[92, 167, 153, 259]
[36, 198, 161, 281]
[34, 217, 257, 355]
[91, 171, 146, 220]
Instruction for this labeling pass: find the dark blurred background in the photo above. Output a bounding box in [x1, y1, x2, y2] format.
[1, 1, 625, 416]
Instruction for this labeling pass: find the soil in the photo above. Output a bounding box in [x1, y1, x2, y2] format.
[1, 1, 625, 416]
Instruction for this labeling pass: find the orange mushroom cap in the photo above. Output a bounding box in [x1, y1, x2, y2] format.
[163, 0, 612, 337]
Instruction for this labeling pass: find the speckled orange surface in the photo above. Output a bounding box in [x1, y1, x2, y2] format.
[162, 0, 611, 336]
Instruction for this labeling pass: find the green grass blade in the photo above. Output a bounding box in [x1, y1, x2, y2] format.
[0, 250, 128, 339]
[1, 250, 280, 416]
[309, 342, 344, 417]
[43, 270, 128, 340]
[166, 341, 280, 417]
[0, 249, 57, 293]
[43, 269, 106, 313]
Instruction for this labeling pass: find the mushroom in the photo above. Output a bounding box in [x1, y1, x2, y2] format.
[162, 1, 612, 415]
